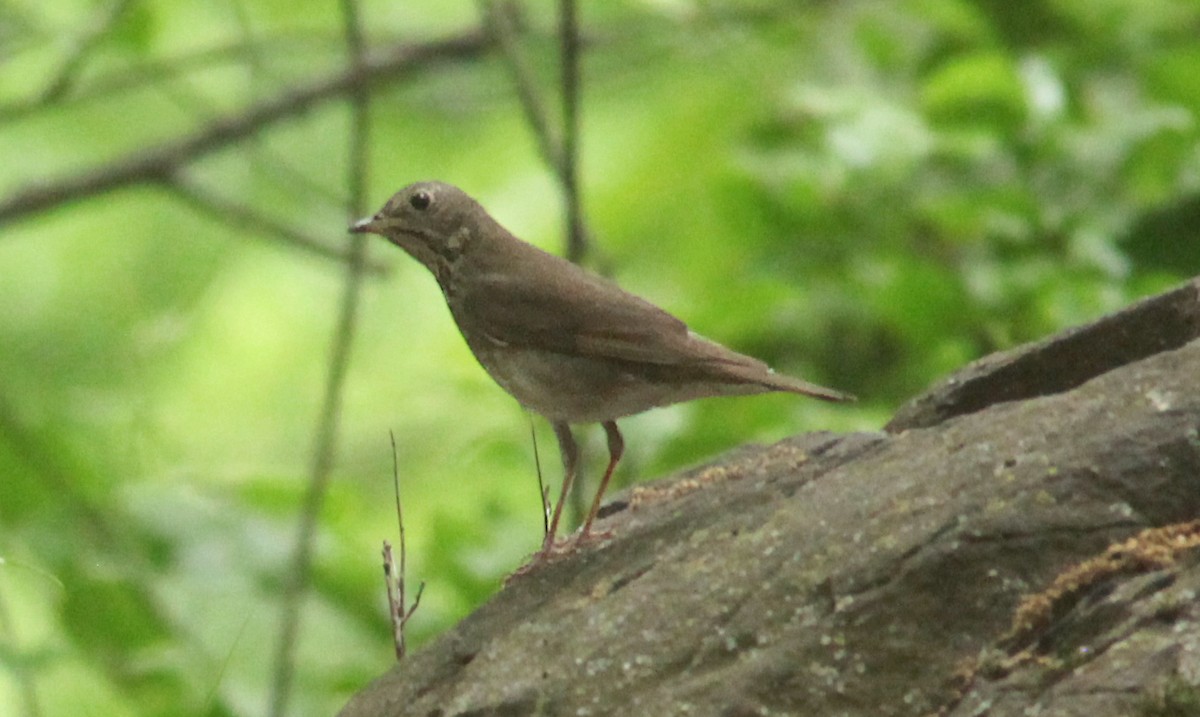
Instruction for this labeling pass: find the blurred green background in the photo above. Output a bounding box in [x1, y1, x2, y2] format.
[1, 0, 1198, 715]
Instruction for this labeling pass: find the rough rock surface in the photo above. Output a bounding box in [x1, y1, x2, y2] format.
[340, 277, 1200, 717]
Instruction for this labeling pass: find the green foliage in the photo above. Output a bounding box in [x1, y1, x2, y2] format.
[1, 1, 1198, 716]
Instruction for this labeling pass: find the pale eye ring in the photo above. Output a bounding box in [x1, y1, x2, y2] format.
[410, 191, 431, 210]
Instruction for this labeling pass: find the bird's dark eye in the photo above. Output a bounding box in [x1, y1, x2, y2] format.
[410, 191, 431, 210]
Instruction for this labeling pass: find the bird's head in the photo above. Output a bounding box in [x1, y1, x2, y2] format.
[351, 181, 489, 280]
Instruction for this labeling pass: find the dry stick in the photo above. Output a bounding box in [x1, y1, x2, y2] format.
[382, 543, 400, 653]
[164, 174, 389, 274]
[530, 415, 550, 534]
[383, 432, 425, 661]
[265, 0, 373, 713]
[0, 30, 488, 228]
[381, 544, 403, 659]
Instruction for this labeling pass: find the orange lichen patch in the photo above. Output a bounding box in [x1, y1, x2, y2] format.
[630, 477, 706, 508]
[929, 521, 1200, 717]
[630, 444, 815, 509]
[943, 653, 983, 698]
[756, 442, 814, 474]
[1005, 520, 1200, 646]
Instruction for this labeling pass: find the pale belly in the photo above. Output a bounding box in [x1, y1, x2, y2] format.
[471, 345, 766, 423]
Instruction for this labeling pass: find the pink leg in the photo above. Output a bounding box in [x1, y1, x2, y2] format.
[580, 421, 623, 539]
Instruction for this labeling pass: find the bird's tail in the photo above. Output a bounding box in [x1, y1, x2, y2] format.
[760, 370, 856, 403]
[686, 332, 856, 403]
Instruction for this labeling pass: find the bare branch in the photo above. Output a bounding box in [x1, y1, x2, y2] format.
[558, 0, 588, 263]
[474, 1, 591, 263]
[0, 30, 487, 229]
[475, 0, 564, 173]
[0, 37, 336, 122]
[267, 0, 376, 714]
[164, 174, 389, 274]
[478, 1, 595, 527]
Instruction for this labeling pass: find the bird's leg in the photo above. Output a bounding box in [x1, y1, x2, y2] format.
[543, 421, 579, 555]
[580, 420, 623, 540]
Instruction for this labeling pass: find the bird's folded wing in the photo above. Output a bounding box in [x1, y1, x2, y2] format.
[455, 250, 855, 402]
[457, 265, 752, 369]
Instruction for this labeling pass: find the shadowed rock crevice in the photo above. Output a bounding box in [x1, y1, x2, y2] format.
[340, 277, 1200, 717]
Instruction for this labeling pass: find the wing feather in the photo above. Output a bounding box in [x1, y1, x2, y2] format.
[447, 238, 854, 403]
[457, 264, 709, 364]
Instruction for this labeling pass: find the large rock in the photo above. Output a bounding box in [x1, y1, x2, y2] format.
[340, 277, 1200, 717]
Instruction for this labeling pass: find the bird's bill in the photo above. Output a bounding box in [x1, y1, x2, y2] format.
[349, 216, 383, 234]
[348, 216, 426, 265]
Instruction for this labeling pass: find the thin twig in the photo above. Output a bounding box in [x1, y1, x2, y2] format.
[474, 0, 564, 173]
[558, 0, 588, 263]
[382, 542, 426, 661]
[36, 0, 134, 106]
[0, 31, 488, 228]
[530, 414, 549, 535]
[0, 36, 338, 122]
[142, 61, 359, 244]
[390, 433, 406, 657]
[266, 0, 373, 713]
[476, 0, 589, 262]
[383, 542, 399, 652]
[164, 174, 389, 274]
[383, 432, 425, 660]
[138, 60, 379, 271]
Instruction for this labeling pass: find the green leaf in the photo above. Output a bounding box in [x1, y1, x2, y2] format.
[921, 51, 1028, 133]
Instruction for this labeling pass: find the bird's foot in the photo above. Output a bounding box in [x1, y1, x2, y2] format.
[504, 538, 572, 582]
[538, 535, 578, 558]
[575, 527, 614, 545]
[505, 528, 616, 582]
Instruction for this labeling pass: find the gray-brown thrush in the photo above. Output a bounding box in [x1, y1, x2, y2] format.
[351, 181, 854, 558]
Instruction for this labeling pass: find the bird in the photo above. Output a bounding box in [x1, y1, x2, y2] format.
[351, 181, 854, 560]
